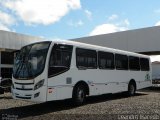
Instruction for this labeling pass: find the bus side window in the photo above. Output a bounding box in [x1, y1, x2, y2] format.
[76, 48, 97, 69]
[129, 56, 140, 71]
[98, 51, 114, 69]
[115, 54, 128, 70]
[140, 58, 150, 71]
[48, 44, 73, 77]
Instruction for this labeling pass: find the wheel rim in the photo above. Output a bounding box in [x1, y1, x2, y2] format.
[130, 84, 135, 95]
[77, 88, 84, 102]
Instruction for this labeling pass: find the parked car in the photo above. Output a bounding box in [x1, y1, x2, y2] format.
[152, 79, 160, 87]
[0, 77, 12, 94]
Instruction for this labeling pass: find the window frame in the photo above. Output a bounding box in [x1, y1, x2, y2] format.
[115, 53, 128, 70]
[140, 58, 150, 71]
[76, 48, 97, 69]
[48, 44, 73, 78]
[129, 56, 140, 71]
[98, 51, 115, 70]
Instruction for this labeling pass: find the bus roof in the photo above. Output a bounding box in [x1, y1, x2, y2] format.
[28, 40, 150, 58]
[52, 40, 149, 58]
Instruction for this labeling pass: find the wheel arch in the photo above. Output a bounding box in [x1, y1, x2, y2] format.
[128, 79, 137, 90]
[72, 80, 89, 96]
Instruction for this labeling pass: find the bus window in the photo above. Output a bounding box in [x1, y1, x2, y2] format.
[48, 44, 73, 77]
[76, 48, 97, 69]
[140, 58, 150, 71]
[129, 56, 140, 71]
[115, 54, 128, 70]
[98, 51, 114, 69]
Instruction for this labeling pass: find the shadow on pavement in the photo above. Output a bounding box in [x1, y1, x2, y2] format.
[139, 87, 160, 93]
[0, 92, 147, 119]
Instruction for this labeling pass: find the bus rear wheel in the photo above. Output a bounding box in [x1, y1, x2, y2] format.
[128, 82, 136, 96]
[73, 84, 86, 106]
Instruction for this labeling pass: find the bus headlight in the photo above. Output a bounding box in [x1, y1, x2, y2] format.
[34, 79, 44, 90]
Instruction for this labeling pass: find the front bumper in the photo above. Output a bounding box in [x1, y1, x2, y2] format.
[12, 86, 47, 102]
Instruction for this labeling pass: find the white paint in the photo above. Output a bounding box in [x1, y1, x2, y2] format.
[12, 40, 152, 102]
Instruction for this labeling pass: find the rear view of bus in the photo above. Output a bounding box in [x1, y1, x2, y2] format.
[12, 41, 52, 102]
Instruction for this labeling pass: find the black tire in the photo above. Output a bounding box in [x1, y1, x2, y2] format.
[0, 87, 4, 94]
[73, 84, 86, 106]
[128, 82, 136, 96]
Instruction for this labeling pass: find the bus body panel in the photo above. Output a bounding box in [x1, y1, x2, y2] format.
[11, 40, 152, 102]
[47, 71, 74, 101]
[12, 84, 47, 102]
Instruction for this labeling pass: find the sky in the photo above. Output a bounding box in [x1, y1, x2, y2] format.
[0, 0, 160, 61]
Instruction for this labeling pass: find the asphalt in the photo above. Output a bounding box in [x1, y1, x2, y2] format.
[0, 87, 160, 120]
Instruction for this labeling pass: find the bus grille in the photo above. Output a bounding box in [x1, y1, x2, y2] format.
[16, 96, 31, 99]
[16, 88, 33, 90]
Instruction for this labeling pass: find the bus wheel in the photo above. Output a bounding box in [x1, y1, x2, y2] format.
[73, 84, 86, 106]
[128, 82, 136, 96]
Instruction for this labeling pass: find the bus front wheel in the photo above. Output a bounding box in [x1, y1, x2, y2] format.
[73, 84, 86, 106]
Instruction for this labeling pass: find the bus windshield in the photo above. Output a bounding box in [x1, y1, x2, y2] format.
[13, 41, 51, 79]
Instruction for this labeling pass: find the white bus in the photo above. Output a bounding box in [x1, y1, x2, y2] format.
[11, 40, 152, 105]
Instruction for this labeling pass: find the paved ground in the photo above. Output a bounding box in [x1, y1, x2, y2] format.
[0, 87, 160, 120]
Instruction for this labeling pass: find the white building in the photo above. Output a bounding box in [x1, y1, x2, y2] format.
[1, 26, 160, 79]
[72, 26, 160, 79]
[71, 26, 160, 55]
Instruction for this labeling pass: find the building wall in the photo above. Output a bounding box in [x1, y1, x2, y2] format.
[0, 30, 43, 50]
[71, 26, 160, 80]
[71, 26, 160, 53]
[1, 27, 160, 79]
[0, 30, 43, 78]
